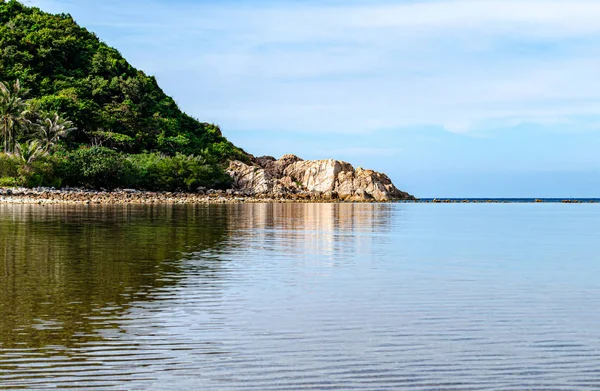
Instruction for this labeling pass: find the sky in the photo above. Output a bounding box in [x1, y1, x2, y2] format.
[26, 0, 600, 197]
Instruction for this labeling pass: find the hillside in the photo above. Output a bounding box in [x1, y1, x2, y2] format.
[0, 0, 246, 159]
[0, 0, 412, 200]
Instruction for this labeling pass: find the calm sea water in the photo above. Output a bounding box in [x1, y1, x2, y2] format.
[1, 203, 599, 390]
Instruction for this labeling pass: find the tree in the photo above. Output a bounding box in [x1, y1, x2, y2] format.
[0, 79, 27, 153]
[0, 0, 247, 160]
[15, 139, 42, 165]
[36, 113, 76, 153]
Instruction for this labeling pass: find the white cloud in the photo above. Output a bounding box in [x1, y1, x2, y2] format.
[313, 147, 405, 158]
[26, 0, 600, 135]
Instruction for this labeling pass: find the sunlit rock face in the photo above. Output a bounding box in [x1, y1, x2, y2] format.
[227, 155, 414, 201]
[227, 160, 274, 195]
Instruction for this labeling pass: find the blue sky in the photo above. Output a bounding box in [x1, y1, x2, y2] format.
[27, 0, 600, 197]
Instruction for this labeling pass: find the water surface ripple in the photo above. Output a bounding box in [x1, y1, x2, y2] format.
[0, 203, 599, 389]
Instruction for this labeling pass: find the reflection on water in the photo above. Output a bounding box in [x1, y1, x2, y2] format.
[1, 203, 600, 389]
[0, 204, 231, 388]
[226, 203, 395, 264]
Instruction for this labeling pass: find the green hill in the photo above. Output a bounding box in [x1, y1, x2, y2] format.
[0, 0, 246, 157]
[0, 0, 248, 189]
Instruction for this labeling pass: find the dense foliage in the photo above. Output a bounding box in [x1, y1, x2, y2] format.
[58, 148, 232, 190]
[0, 148, 233, 190]
[0, 0, 248, 189]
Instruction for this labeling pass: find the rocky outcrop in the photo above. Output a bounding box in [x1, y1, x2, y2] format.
[255, 154, 303, 178]
[227, 161, 274, 195]
[227, 155, 414, 201]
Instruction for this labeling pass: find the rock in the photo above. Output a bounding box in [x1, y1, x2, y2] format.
[255, 154, 304, 178]
[227, 160, 274, 195]
[323, 191, 338, 200]
[227, 155, 414, 201]
[253, 155, 276, 169]
[284, 159, 352, 194]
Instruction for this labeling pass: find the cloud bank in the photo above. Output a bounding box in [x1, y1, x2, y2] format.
[27, 0, 600, 135]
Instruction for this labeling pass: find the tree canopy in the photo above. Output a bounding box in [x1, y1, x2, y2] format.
[0, 0, 247, 161]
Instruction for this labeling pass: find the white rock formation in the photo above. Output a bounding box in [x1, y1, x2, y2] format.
[227, 155, 414, 201]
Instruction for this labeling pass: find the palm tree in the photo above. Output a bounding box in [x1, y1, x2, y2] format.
[0, 80, 27, 153]
[36, 113, 76, 153]
[15, 140, 43, 165]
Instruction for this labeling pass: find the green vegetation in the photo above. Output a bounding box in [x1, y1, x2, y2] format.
[0, 0, 247, 190]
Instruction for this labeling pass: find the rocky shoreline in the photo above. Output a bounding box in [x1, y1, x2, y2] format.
[0, 188, 596, 205]
[0, 187, 408, 205]
[0, 154, 418, 205]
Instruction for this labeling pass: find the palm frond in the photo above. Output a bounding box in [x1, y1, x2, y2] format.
[15, 140, 43, 164]
[35, 112, 76, 152]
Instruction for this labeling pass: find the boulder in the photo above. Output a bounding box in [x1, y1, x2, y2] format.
[254, 154, 303, 178]
[227, 155, 414, 201]
[227, 161, 274, 195]
[284, 159, 353, 194]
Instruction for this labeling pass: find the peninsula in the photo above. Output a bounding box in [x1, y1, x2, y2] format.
[0, 0, 413, 203]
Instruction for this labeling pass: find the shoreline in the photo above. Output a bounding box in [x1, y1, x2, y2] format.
[0, 187, 400, 205]
[0, 188, 597, 205]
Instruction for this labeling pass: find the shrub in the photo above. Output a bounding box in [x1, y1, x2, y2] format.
[0, 153, 62, 188]
[0, 177, 18, 187]
[0, 153, 21, 178]
[55, 147, 134, 189]
[2, 148, 233, 191]
[19, 156, 62, 188]
[127, 152, 232, 191]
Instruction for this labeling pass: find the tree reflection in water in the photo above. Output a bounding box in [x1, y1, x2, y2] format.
[0, 203, 394, 389]
[0, 204, 231, 351]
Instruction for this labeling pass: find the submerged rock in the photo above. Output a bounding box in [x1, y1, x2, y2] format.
[227, 155, 414, 201]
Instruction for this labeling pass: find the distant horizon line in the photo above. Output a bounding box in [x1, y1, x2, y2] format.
[405, 198, 600, 203]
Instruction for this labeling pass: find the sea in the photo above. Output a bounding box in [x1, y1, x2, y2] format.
[0, 202, 599, 390]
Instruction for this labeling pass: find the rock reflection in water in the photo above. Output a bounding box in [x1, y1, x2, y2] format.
[4, 203, 599, 390]
[0, 203, 393, 389]
[226, 203, 395, 264]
